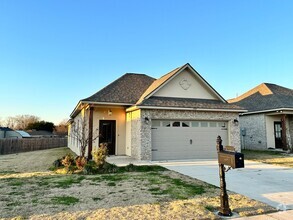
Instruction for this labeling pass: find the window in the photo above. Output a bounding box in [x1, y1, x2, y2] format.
[162, 121, 171, 127]
[182, 122, 190, 127]
[201, 122, 208, 127]
[209, 122, 217, 127]
[152, 121, 160, 127]
[191, 121, 199, 127]
[172, 121, 180, 127]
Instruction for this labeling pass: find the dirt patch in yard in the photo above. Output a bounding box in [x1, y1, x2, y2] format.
[0, 148, 277, 219]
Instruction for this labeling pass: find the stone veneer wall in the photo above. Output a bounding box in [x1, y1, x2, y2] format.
[239, 114, 267, 150]
[131, 109, 240, 161]
[130, 110, 142, 159]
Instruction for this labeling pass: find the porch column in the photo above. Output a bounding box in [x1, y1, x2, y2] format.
[281, 114, 287, 150]
[88, 106, 94, 159]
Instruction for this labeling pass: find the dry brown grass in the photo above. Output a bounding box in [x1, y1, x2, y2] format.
[0, 148, 277, 220]
[243, 150, 293, 168]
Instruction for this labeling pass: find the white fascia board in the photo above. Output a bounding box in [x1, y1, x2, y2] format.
[241, 108, 293, 116]
[81, 101, 134, 106]
[70, 101, 83, 118]
[132, 105, 247, 113]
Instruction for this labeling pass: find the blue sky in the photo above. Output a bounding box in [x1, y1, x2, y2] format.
[0, 0, 292, 124]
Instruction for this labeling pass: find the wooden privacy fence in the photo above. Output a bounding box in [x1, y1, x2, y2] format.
[0, 138, 68, 155]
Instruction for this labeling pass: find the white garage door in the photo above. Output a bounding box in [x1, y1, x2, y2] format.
[151, 120, 228, 161]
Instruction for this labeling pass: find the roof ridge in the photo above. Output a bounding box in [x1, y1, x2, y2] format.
[228, 83, 273, 103]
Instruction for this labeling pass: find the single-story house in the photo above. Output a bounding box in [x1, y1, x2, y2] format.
[68, 63, 246, 161]
[228, 83, 293, 150]
[0, 127, 22, 139]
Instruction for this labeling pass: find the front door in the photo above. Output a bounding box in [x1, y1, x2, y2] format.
[274, 122, 283, 149]
[99, 120, 116, 155]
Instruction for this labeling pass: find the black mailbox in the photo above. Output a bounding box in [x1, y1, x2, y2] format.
[218, 151, 244, 169]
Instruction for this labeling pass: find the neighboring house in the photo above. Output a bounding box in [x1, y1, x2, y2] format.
[228, 83, 293, 151]
[15, 130, 31, 138]
[68, 63, 245, 161]
[0, 127, 22, 139]
[27, 130, 55, 138]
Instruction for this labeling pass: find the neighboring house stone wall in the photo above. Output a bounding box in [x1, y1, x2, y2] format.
[239, 114, 267, 150]
[134, 109, 240, 160]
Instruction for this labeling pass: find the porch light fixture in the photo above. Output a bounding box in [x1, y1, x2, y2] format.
[108, 109, 112, 116]
[144, 117, 150, 124]
[233, 119, 239, 126]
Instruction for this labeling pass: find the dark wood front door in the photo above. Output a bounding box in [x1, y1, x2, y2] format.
[99, 120, 116, 155]
[274, 122, 283, 149]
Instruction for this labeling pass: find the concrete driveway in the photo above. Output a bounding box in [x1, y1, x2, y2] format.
[155, 160, 293, 210]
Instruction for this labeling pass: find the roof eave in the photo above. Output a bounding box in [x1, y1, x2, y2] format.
[127, 105, 247, 113]
[241, 108, 293, 115]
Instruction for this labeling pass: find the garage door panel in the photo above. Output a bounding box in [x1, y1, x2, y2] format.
[151, 120, 228, 160]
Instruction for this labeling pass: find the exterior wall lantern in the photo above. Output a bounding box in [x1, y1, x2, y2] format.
[108, 109, 112, 116]
[144, 117, 150, 124]
[233, 119, 239, 126]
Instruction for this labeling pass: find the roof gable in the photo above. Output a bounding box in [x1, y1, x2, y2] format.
[137, 63, 226, 104]
[228, 83, 293, 112]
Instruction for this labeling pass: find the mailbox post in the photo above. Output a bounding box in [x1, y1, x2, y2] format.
[216, 136, 232, 216]
[216, 136, 245, 216]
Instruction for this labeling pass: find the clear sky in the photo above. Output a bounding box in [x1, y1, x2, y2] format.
[0, 0, 292, 124]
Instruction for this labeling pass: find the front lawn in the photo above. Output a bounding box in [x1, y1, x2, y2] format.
[242, 149, 293, 168]
[0, 148, 277, 219]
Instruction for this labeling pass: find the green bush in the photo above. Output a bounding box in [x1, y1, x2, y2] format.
[92, 143, 108, 169]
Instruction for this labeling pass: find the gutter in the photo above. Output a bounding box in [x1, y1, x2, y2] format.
[240, 108, 293, 115]
[126, 105, 247, 113]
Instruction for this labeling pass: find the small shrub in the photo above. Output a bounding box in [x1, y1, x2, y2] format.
[92, 143, 108, 169]
[61, 154, 75, 168]
[75, 156, 87, 170]
[53, 159, 63, 168]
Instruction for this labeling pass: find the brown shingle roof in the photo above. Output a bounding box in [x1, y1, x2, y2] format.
[82, 73, 156, 104]
[228, 83, 293, 112]
[139, 96, 244, 110]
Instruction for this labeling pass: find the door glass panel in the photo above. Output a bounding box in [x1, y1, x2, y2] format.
[182, 122, 189, 127]
[201, 122, 208, 127]
[172, 122, 180, 127]
[209, 122, 217, 127]
[152, 121, 160, 127]
[162, 121, 171, 127]
[191, 121, 199, 127]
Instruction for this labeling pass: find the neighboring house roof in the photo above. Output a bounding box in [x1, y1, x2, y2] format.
[138, 96, 243, 111]
[0, 127, 13, 131]
[27, 130, 53, 136]
[82, 73, 156, 104]
[15, 130, 31, 138]
[228, 83, 293, 113]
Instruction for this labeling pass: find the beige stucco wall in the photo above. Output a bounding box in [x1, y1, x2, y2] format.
[266, 115, 282, 148]
[153, 69, 218, 100]
[68, 108, 87, 156]
[68, 107, 126, 156]
[92, 107, 126, 155]
[130, 109, 240, 160]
